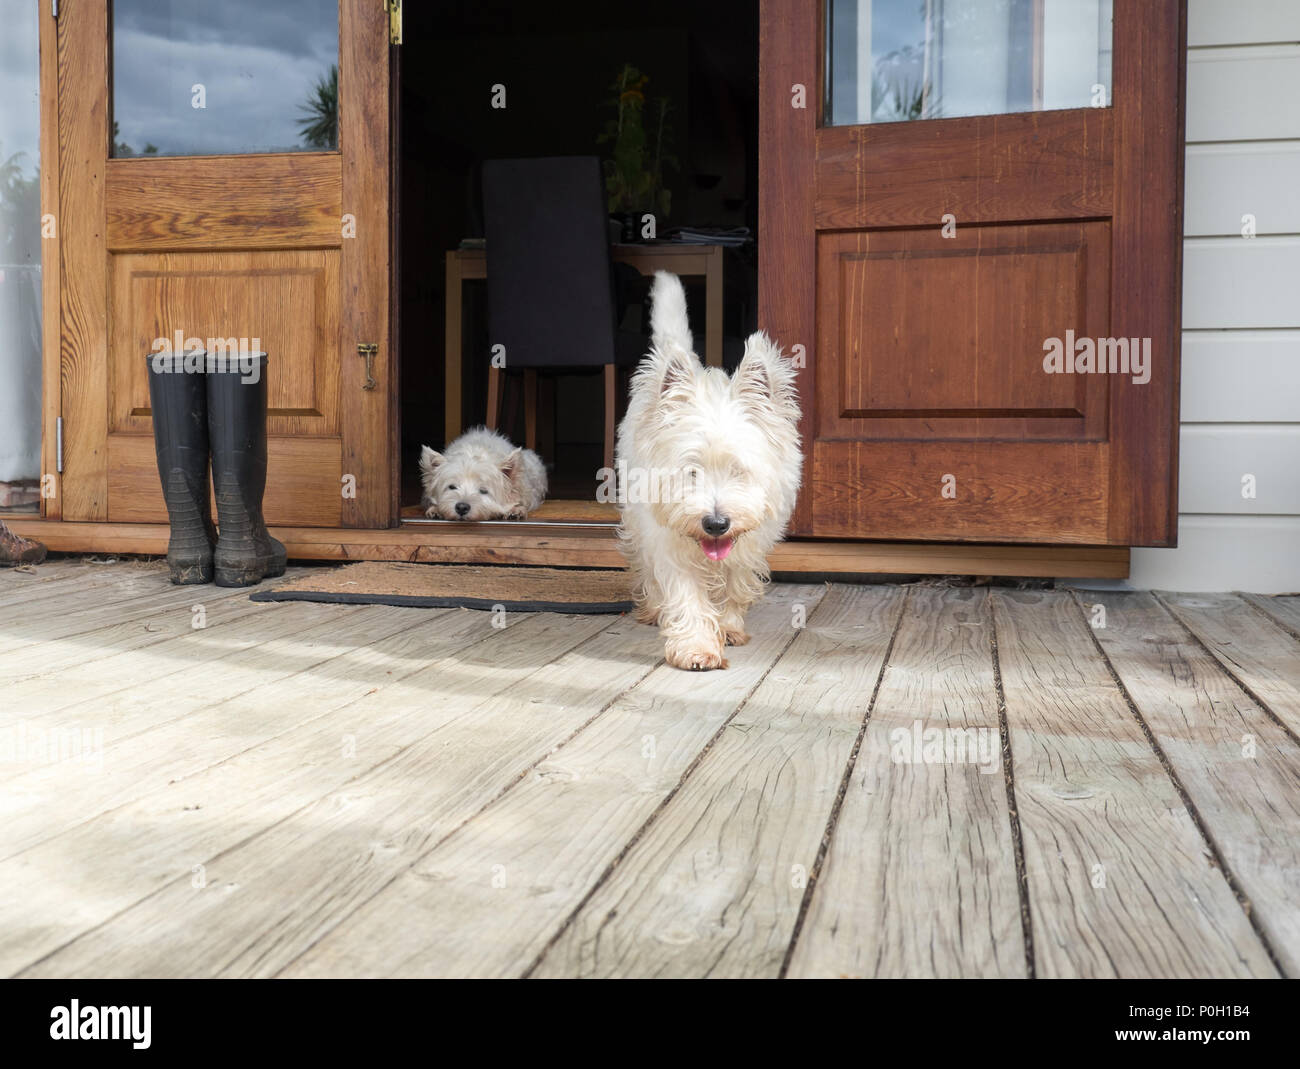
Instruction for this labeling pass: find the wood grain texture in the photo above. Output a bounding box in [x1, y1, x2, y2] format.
[338, 0, 393, 528]
[1106, 0, 1185, 545]
[789, 587, 1025, 978]
[1242, 593, 1300, 636]
[39, 4, 61, 520]
[1158, 592, 1300, 738]
[2, 606, 539, 974]
[55, 2, 392, 533]
[1084, 590, 1300, 974]
[108, 249, 341, 439]
[0, 568, 271, 662]
[758, 0, 818, 534]
[280, 586, 822, 978]
[992, 588, 1274, 977]
[107, 432, 342, 527]
[816, 223, 1110, 442]
[105, 155, 342, 251]
[0, 599, 360, 781]
[811, 441, 1110, 543]
[18, 613, 624, 977]
[6, 571, 1300, 978]
[57, 0, 110, 521]
[761, 0, 1185, 546]
[815, 108, 1112, 229]
[534, 585, 905, 978]
[0, 583, 275, 696]
[1, 518, 1132, 577]
[0, 604, 436, 880]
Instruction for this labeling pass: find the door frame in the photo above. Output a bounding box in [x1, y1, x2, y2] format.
[42, 0, 396, 530]
[758, 0, 1187, 546]
[23, 1, 1140, 577]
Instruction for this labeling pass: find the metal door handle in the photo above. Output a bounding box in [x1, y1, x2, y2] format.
[357, 343, 378, 391]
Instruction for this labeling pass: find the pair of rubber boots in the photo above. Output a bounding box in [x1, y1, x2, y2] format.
[146, 352, 286, 587]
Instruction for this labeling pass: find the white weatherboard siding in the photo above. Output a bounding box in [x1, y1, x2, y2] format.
[1128, 1, 1300, 592]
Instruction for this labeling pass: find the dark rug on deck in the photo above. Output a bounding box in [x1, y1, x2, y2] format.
[249, 561, 635, 614]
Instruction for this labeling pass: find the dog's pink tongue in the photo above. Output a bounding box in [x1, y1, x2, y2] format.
[700, 536, 734, 561]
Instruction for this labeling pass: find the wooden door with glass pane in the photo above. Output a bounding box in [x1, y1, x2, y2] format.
[57, 0, 393, 528]
[760, 0, 1185, 544]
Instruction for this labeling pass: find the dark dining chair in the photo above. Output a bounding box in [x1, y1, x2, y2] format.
[481, 156, 646, 471]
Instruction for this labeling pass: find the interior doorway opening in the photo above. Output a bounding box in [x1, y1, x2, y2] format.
[396, 0, 759, 526]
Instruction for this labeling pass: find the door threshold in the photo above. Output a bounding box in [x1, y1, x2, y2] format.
[5, 519, 1129, 577]
[403, 517, 618, 530]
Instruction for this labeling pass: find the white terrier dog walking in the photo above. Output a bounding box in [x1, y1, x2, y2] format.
[617, 272, 802, 670]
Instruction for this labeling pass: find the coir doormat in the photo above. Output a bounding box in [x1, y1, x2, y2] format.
[249, 561, 635, 614]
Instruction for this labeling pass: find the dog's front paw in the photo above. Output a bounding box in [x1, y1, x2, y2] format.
[723, 627, 751, 647]
[505, 506, 528, 521]
[665, 641, 728, 672]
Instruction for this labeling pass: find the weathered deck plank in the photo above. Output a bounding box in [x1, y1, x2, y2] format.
[0, 568, 262, 649]
[0, 603, 455, 858]
[1081, 590, 1300, 975]
[280, 585, 823, 978]
[0, 606, 561, 975]
[0, 583, 308, 715]
[530, 584, 905, 978]
[4, 561, 1296, 980]
[1241, 593, 1300, 638]
[1158, 592, 1300, 739]
[788, 586, 1026, 978]
[17, 609, 628, 977]
[992, 589, 1276, 978]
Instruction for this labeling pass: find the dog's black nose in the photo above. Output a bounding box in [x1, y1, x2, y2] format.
[454, 502, 471, 517]
[702, 513, 731, 537]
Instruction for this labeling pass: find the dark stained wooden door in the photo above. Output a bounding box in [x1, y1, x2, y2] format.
[760, 1, 1186, 545]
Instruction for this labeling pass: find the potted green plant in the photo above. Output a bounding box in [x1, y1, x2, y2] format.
[597, 63, 676, 242]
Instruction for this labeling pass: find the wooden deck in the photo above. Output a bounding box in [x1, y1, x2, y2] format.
[1, 558, 1297, 979]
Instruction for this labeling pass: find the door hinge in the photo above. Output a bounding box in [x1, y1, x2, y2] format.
[52, 0, 58, 18]
[56, 417, 64, 473]
[386, 0, 402, 45]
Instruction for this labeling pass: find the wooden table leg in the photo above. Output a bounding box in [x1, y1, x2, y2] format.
[705, 245, 723, 368]
[444, 251, 463, 444]
[604, 364, 616, 473]
[524, 369, 538, 450]
[486, 366, 502, 431]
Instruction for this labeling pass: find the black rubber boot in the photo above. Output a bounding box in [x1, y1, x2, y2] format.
[146, 351, 216, 584]
[206, 352, 287, 587]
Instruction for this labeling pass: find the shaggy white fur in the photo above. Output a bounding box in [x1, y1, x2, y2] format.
[617, 271, 802, 670]
[419, 426, 547, 521]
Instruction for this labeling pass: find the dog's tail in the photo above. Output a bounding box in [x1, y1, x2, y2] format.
[649, 271, 693, 355]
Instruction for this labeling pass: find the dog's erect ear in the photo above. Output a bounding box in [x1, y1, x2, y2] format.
[733, 332, 800, 423]
[657, 347, 699, 401]
[418, 446, 443, 477]
[500, 447, 522, 480]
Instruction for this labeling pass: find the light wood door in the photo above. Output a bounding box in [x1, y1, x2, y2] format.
[57, 0, 393, 528]
[760, 0, 1186, 545]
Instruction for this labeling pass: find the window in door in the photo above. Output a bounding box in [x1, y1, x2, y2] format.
[111, 0, 339, 157]
[827, 0, 1114, 125]
[0, 0, 42, 512]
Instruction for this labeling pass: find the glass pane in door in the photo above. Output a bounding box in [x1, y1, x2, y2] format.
[827, 0, 1113, 125]
[112, 0, 339, 157]
[0, 0, 42, 508]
